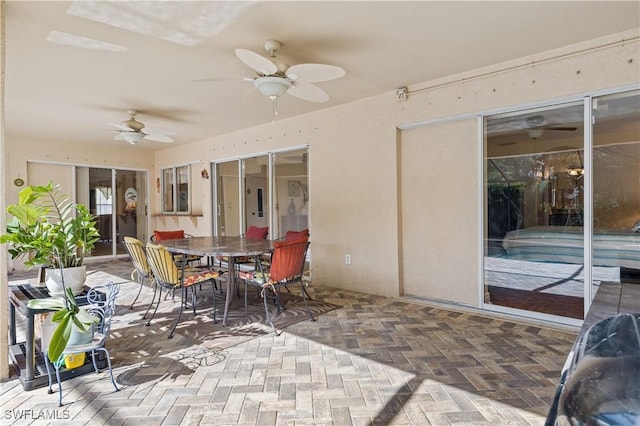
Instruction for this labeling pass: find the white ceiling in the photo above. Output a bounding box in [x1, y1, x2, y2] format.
[4, 1, 639, 150]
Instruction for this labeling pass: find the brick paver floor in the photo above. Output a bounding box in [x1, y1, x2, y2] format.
[1, 259, 576, 425]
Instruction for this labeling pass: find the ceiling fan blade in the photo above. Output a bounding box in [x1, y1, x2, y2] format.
[143, 127, 176, 136]
[287, 82, 329, 103]
[286, 63, 345, 82]
[108, 122, 134, 131]
[546, 126, 578, 131]
[193, 76, 254, 83]
[235, 48, 277, 75]
[143, 133, 174, 143]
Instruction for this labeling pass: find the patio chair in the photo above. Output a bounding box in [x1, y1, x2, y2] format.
[283, 228, 309, 242]
[261, 229, 311, 298]
[123, 236, 153, 309]
[145, 242, 220, 338]
[245, 225, 269, 240]
[44, 282, 121, 407]
[151, 229, 202, 266]
[239, 236, 313, 335]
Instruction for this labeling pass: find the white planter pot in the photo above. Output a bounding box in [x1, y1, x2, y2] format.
[45, 266, 87, 296]
[68, 322, 95, 346]
[41, 313, 94, 350]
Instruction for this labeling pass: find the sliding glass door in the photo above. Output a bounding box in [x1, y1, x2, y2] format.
[484, 102, 586, 320]
[243, 156, 270, 232]
[591, 90, 640, 296]
[212, 147, 309, 240]
[79, 167, 148, 257]
[274, 149, 309, 238]
[215, 160, 241, 236]
[484, 89, 640, 321]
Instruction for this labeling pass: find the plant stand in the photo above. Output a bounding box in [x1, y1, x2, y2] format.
[8, 283, 107, 391]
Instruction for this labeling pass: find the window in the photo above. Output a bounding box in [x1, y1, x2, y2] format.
[162, 164, 190, 214]
[94, 186, 112, 215]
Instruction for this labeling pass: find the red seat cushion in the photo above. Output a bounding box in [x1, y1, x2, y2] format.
[284, 229, 309, 242]
[153, 230, 185, 241]
[246, 226, 269, 240]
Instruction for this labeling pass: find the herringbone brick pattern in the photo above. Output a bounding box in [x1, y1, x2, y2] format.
[2, 259, 576, 425]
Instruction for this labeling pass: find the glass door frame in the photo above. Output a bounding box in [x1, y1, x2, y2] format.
[480, 84, 640, 325]
[78, 165, 149, 259]
[210, 145, 309, 238]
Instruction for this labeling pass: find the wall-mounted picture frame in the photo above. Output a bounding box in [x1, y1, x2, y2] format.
[288, 180, 301, 197]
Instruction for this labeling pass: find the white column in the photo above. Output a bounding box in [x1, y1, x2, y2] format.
[0, 0, 10, 380]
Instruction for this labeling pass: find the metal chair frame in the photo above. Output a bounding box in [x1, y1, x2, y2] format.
[44, 282, 121, 406]
[241, 239, 314, 335]
[145, 243, 219, 338]
[123, 236, 153, 309]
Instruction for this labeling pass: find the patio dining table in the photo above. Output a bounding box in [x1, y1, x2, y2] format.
[157, 236, 275, 326]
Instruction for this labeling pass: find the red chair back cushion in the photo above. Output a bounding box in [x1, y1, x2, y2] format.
[284, 229, 309, 242]
[270, 235, 309, 282]
[153, 230, 185, 241]
[246, 226, 269, 240]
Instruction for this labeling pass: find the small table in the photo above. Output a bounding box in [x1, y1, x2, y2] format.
[159, 236, 275, 326]
[8, 283, 106, 391]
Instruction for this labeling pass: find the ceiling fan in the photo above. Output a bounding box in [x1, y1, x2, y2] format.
[282, 152, 308, 164]
[108, 109, 175, 144]
[205, 39, 345, 119]
[523, 115, 578, 139]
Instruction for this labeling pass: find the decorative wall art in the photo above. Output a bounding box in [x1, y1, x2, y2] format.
[288, 180, 301, 197]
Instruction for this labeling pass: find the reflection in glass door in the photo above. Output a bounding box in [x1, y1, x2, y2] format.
[484, 102, 586, 320]
[115, 169, 147, 254]
[592, 90, 640, 298]
[243, 156, 269, 234]
[212, 148, 309, 240]
[274, 149, 309, 238]
[79, 167, 147, 257]
[215, 161, 240, 236]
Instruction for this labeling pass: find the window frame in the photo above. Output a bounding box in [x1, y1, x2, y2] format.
[161, 164, 191, 214]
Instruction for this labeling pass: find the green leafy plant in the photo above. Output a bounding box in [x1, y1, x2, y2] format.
[1, 182, 101, 362]
[0, 182, 99, 268]
[28, 285, 99, 362]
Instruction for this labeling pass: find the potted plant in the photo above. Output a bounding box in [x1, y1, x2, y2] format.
[28, 285, 100, 363]
[0, 181, 100, 295]
[1, 182, 101, 363]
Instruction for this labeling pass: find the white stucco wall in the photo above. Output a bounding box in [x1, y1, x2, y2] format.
[4, 30, 639, 307]
[150, 30, 640, 303]
[4, 139, 155, 207]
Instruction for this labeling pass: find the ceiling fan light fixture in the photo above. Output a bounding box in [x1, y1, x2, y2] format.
[122, 131, 143, 144]
[568, 168, 584, 176]
[254, 76, 291, 99]
[527, 128, 544, 139]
